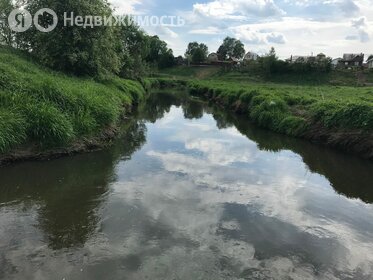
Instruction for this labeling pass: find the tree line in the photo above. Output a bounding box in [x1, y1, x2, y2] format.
[184, 39, 332, 74]
[185, 37, 245, 64]
[0, 0, 176, 79]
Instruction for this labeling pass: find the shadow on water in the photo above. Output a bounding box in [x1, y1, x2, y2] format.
[0, 121, 146, 250]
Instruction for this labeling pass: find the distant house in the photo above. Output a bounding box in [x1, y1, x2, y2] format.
[287, 55, 309, 63]
[287, 53, 326, 64]
[243, 52, 260, 62]
[340, 53, 364, 68]
[288, 55, 316, 63]
[367, 58, 373, 69]
[207, 53, 219, 63]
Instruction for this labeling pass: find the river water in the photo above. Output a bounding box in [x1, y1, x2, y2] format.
[1, 91, 373, 280]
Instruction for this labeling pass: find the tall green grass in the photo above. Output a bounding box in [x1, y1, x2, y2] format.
[0, 46, 146, 153]
[187, 79, 373, 136]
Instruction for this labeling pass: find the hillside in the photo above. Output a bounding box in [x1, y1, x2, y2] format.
[0, 46, 146, 158]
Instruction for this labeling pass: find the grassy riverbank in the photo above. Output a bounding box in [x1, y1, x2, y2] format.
[2, 45, 372, 161]
[153, 77, 373, 159]
[0, 46, 146, 159]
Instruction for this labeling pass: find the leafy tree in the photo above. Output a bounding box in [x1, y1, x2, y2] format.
[4, 0, 175, 77]
[0, 0, 15, 45]
[19, 0, 121, 78]
[118, 18, 150, 79]
[146, 35, 167, 63]
[217, 37, 245, 60]
[191, 48, 207, 64]
[185, 41, 208, 64]
[146, 35, 174, 69]
[260, 47, 277, 77]
[158, 49, 175, 69]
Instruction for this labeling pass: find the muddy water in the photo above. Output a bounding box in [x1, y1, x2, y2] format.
[0, 91, 373, 280]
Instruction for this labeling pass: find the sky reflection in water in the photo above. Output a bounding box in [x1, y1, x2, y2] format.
[0, 92, 373, 280]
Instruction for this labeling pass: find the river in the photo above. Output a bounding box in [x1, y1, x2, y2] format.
[1, 91, 373, 279]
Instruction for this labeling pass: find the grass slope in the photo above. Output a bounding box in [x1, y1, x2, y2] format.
[0, 46, 146, 154]
[188, 79, 373, 130]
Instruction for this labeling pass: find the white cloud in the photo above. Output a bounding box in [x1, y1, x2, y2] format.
[109, 0, 142, 14]
[189, 27, 221, 35]
[156, 26, 179, 39]
[231, 26, 267, 44]
[193, 0, 285, 20]
[230, 25, 287, 45]
[284, 0, 360, 18]
[266, 32, 286, 44]
[345, 35, 359, 40]
[349, 16, 371, 42]
[352, 16, 367, 28]
[105, 0, 373, 58]
[336, 0, 360, 16]
[224, 16, 372, 58]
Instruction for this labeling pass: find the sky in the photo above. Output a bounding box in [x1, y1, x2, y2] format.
[109, 0, 373, 59]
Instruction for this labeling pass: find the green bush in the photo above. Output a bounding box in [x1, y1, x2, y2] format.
[249, 96, 288, 129]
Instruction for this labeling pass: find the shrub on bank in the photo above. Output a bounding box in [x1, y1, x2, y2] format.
[249, 95, 289, 130]
[310, 101, 373, 130]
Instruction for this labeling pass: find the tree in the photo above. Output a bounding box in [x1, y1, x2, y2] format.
[4, 0, 176, 77]
[145, 35, 174, 69]
[0, 0, 15, 46]
[19, 0, 121, 78]
[260, 47, 278, 76]
[158, 49, 175, 69]
[217, 37, 245, 60]
[185, 42, 208, 64]
[118, 18, 150, 79]
[368, 55, 373, 61]
[191, 48, 207, 64]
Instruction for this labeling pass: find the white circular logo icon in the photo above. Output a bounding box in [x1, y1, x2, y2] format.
[8, 9, 32, 32]
[34, 8, 58, 33]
